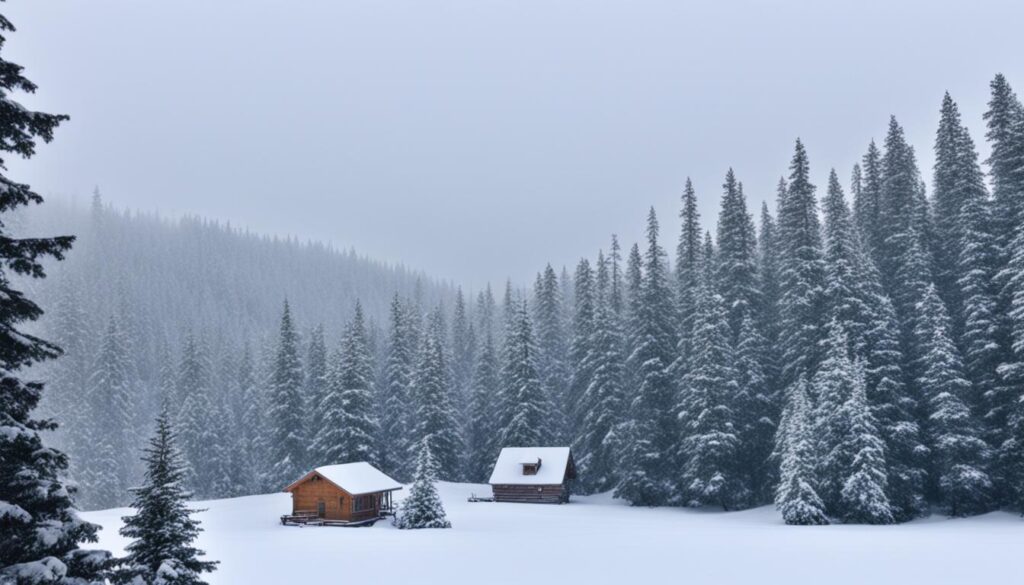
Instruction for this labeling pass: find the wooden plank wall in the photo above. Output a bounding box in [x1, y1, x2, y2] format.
[492, 484, 569, 504]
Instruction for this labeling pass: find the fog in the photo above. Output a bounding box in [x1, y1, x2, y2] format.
[6, 0, 1023, 287]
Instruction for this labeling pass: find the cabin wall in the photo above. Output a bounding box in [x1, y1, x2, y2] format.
[290, 479, 353, 521]
[492, 484, 570, 504]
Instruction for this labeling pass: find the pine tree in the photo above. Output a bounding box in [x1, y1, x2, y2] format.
[616, 209, 677, 506]
[450, 288, 476, 417]
[676, 178, 702, 375]
[838, 360, 893, 524]
[984, 74, 1024, 266]
[573, 251, 626, 494]
[316, 303, 379, 466]
[267, 301, 305, 488]
[499, 300, 551, 448]
[678, 290, 746, 509]
[776, 139, 827, 386]
[715, 169, 761, 340]
[734, 314, 775, 502]
[377, 294, 415, 479]
[394, 439, 451, 530]
[758, 197, 782, 384]
[855, 140, 885, 264]
[465, 327, 500, 482]
[304, 325, 328, 465]
[408, 326, 462, 480]
[113, 411, 217, 585]
[822, 170, 874, 353]
[533, 265, 569, 442]
[567, 259, 595, 439]
[775, 376, 829, 525]
[0, 9, 111, 578]
[175, 334, 225, 498]
[82, 317, 135, 508]
[236, 344, 266, 494]
[914, 285, 993, 516]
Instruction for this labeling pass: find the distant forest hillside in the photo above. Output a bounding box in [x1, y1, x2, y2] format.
[14, 195, 457, 506]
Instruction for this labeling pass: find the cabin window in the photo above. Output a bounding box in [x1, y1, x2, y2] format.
[353, 495, 376, 512]
[339, 497, 344, 511]
[317, 501, 325, 517]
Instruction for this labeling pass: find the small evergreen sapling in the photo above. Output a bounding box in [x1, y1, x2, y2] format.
[114, 411, 217, 585]
[395, 440, 451, 530]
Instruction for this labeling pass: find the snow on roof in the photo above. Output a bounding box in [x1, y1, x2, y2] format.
[285, 462, 403, 495]
[489, 447, 572, 485]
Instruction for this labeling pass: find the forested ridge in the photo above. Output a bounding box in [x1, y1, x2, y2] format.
[30, 76, 1024, 526]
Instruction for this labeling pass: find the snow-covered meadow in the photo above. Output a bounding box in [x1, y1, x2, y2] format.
[82, 482, 1021, 585]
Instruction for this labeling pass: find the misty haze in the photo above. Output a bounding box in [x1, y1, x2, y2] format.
[1, 2, 1023, 585]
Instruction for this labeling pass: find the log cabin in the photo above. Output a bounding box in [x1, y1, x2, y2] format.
[488, 447, 576, 504]
[281, 462, 402, 526]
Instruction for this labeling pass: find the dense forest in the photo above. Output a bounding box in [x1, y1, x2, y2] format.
[20, 75, 1024, 527]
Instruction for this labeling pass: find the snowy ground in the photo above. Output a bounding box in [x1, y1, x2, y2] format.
[82, 482, 1021, 585]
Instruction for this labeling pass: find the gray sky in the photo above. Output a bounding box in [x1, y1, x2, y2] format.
[6, 0, 1024, 289]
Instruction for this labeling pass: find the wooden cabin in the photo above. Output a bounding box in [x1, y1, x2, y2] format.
[281, 462, 402, 526]
[488, 447, 576, 504]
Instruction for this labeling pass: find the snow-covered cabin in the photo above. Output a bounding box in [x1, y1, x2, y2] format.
[282, 462, 402, 525]
[488, 447, 576, 504]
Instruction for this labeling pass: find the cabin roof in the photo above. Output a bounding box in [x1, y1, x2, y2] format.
[489, 447, 573, 485]
[283, 462, 403, 495]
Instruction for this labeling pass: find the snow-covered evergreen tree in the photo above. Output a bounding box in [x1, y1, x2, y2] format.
[376, 294, 415, 479]
[533, 265, 569, 442]
[573, 251, 626, 494]
[267, 301, 305, 488]
[914, 285, 993, 516]
[776, 139, 827, 386]
[734, 314, 775, 502]
[676, 178, 702, 376]
[0, 7, 111, 575]
[113, 411, 217, 585]
[715, 169, 761, 340]
[84, 317, 135, 508]
[616, 209, 677, 506]
[499, 300, 552, 448]
[567, 259, 595, 438]
[465, 326, 500, 482]
[678, 289, 746, 509]
[394, 439, 451, 530]
[855, 140, 885, 263]
[316, 303, 379, 466]
[408, 324, 462, 480]
[304, 324, 328, 465]
[775, 376, 829, 525]
[837, 360, 893, 524]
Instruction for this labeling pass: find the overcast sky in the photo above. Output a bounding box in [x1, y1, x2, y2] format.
[6, 0, 1024, 289]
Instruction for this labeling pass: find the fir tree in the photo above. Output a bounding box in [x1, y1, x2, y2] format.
[316, 303, 379, 466]
[567, 259, 595, 439]
[775, 376, 829, 525]
[304, 325, 328, 465]
[715, 169, 761, 340]
[533, 265, 569, 442]
[984, 74, 1024, 266]
[394, 439, 451, 530]
[0, 9, 112, 576]
[678, 290, 746, 509]
[465, 327, 500, 482]
[408, 326, 462, 480]
[85, 317, 135, 508]
[915, 285, 993, 516]
[855, 140, 885, 263]
[616, 209, 677, 506]
[734, 314, 775, 502]
[676, 178, 702, 375]
[377, 294, 415, 479]
[499, 300, 551, 448]
[113, 411, 217, 585]
[267, 301, 305, 488]
[236, 344, 266, 494]
[838, 360, 893, 524]
[776, 139, 826, 386]
[573, 251, 626, 494]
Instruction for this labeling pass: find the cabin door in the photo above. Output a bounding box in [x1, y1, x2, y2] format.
[317, 501, 325, 518]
